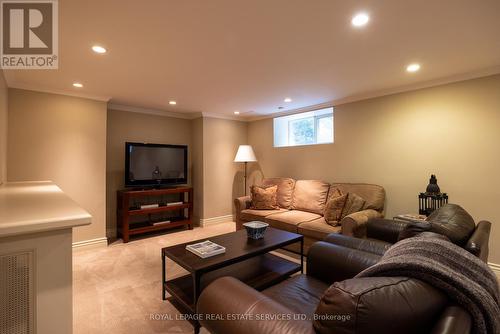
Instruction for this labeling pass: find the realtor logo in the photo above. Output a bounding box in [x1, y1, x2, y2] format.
[1, 0, 58, 69]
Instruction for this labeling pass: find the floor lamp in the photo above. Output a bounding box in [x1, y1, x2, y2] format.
[234, 145, 257, 195]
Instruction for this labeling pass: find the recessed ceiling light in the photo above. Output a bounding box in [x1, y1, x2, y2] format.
[351, 13, 370, 27]
[284, 97, 292, 103]
[233, 111, 240, 115]
[73, 82, 83, 88]
[169, 101, 177, 105]
[406, 63, 421, 73]
[92, 45, 107, 54]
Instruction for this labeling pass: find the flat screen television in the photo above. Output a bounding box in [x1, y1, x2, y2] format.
[125, 142, 188, 187]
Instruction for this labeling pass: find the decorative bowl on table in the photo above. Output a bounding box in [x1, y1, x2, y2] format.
[243, 221, 269, 240]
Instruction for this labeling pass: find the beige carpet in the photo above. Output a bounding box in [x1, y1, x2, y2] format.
[74, 223, 495, 333]
[73, 223, 237, 334]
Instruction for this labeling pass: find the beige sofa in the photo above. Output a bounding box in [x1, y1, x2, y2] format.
[234, 178, 385, 253]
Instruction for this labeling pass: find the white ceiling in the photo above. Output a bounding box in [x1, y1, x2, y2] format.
[4, 0, 500, 119]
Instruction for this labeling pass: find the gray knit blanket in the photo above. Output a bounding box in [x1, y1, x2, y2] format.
[356, 236, 500, 334]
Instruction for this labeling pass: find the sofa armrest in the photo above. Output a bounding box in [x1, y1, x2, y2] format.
[234, 196, 251, 229]
[430, 305, 472, 334]
[234, 195, 251, 212]
[341, 209, 382, 238]
[465, 220, 491, 262]
[197, 277, 314, 334]
[307, 241, 381, 283]
[323, 233, 391, 256]
[366, 218, 409, 244]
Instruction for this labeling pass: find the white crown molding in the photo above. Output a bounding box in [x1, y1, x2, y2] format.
[200, 214, 234, 227]
[108, 103, 200, 119]
[7, 83, 112, 102]
[249, 102, 335, 121]
[201, 112, 250, 122]
[7, 66, 499, 122]
[333, 65, 500, 107]
[248, 66, 500, 122]
[108, 105, 250, 122]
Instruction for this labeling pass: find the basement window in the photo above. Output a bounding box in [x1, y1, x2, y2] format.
[273, 107, 334, 147]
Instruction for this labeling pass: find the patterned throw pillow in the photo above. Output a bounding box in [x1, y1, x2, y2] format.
[324, 190, 348, 226]
[250, 185, 279, 210]
[328, 187, 342, 199]
[340, 192, 366, 219]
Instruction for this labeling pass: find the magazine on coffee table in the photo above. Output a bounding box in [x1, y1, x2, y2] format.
[186, 240, 226, 258]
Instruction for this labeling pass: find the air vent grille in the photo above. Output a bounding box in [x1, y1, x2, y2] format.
[0, 252, 34, 334]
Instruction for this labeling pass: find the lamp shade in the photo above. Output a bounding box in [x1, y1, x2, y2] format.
[234, 145, 257, 162]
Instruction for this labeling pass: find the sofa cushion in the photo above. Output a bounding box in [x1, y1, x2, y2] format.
[240, 208, 287, 222]
[261, 177, 296, 209]
[426, 204, 476, 246]
[314, 277, 448, 334]
[250, 185, 279, 209]
[292, 180, 330, 215]
[263, 275, 328, 317]
[298, 218, 342, 240]
[324, 193, 347, 226]
[265, 210, 321, 233]
[332, 183, 385, 212]
[341, 192, 366, 219]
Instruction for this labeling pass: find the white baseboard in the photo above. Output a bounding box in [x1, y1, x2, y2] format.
[72, 237, 108, 251]
[489, 262, 500, 278]
[200, 214, 234, 227]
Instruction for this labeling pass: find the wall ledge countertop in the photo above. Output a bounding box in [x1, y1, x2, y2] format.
[0, 181, 91, 238]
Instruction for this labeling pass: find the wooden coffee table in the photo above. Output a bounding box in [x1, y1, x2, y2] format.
[161, 227, 303, 333]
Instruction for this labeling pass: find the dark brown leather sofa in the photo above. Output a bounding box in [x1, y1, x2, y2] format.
[197, 205, 491, 334]
[197, 240, 472, 334]
[331, 203, 491, 262]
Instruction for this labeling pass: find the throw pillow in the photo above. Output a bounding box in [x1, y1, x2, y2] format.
[261, 177, 296, 209]
[328, 187, 342, 200]
[324, 193, 348, 226]
[250, 185, 279, 210]
[340, 192, 366, 219]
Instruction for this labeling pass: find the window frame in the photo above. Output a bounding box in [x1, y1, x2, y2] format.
[273, 106, 334, 148]
[314, 113, 334, 144]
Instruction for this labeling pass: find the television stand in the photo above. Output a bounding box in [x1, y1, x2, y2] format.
[117, 187, 193, 243]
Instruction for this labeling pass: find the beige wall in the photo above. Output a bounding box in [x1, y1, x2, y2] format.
[106, 109, 192, 236]
[248, 74, 500, 264]
[7, 89, 107, 242]
[106, 112, 244, 231]
[202, 117, 248, 219]
[191, 117, 204, 225]
[0, 71, 7, 184]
